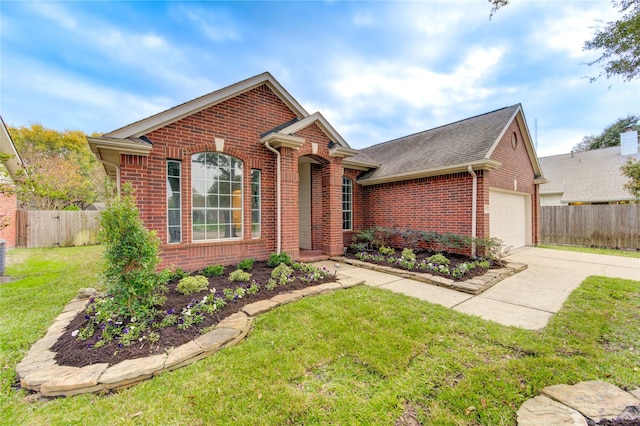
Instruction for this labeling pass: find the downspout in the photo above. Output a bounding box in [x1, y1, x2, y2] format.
[263, 141, 282, 254]
[467, 165, 477, 258]
[97, 158, 121, 195]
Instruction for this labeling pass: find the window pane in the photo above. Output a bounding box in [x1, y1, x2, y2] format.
[167, 160, 182, 244]
[191, 153, 243, 241]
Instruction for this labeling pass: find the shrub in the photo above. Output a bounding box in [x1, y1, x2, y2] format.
[271, 263, 294, 286]
[268, 252, 293, 267]
[201, 264, 224, 277]
[177, 275, 209, 295]
[228, 269, 251, 282]
[379, 246, 395, 255]
[99, 183, 166, 320]
[427, 253, 450, 266]
[237, 258, 255, 271]
[401, 248, 416, 261]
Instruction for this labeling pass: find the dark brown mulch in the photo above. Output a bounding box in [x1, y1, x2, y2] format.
[52, 261, 337, 368]
[343, 250, 503, 281]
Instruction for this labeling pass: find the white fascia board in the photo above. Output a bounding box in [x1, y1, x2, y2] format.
[0, 116, 24, 176]
[357, 159, 501, 186]
[106, 72, 309, 139]
[343, 158, 379, 171]
[260, 132, 306, 150]
[279, 112, 351, 148]
[87, 136, 153, 156]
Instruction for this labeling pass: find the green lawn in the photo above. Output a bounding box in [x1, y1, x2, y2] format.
[539, 243, 640, 258]
[1, 247, 639, 425]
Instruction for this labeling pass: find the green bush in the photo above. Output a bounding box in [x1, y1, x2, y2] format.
[99, 182, 166, 320]
[177, 275, 209, 295]
[201, 265, 224, 277]
[268, 252, 293, 267]
[237, 258, 255, 271]
[401, 248, 416, 261]
[228, 269, 251, 282]
[379, 246, 395, 255]
[271, 263, 294, 286]
[427, 253, 450, 266]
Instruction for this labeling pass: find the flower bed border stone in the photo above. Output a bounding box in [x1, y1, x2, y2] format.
[16, 276, 364, 398]
[331, 256, 527, 295]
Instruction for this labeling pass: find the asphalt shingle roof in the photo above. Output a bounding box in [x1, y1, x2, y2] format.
[353, 104, 520, 182]
[538, 146, 638, 203]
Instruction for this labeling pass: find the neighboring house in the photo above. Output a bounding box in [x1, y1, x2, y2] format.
[0, 116, 24, 249]
[539, 141, 639, 206]
[88, 72, 545, 271]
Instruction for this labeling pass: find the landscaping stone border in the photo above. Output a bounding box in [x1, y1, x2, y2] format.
[16, 276, 364, 398]
[331, 256, 527, 295]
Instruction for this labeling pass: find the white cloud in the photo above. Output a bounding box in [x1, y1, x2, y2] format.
[173, 5, 241, 41]
[532, 3, 620, 59]
[28, 1, 77, 29]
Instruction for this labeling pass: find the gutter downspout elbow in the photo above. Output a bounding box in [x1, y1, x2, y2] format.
[97, 159, 121, 195]
[263, 141, 282, 254]
[468, 165, 477, 258]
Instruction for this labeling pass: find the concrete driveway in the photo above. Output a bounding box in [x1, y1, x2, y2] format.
[454, 247, 639, 329]
[323, 247, 639, 330]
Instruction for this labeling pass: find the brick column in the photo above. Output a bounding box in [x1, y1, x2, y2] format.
[321, 157, 344, 256]
[279, 147, 299, 259]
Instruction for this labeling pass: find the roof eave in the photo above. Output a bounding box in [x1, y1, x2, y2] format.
[279, 112, 351, 148]
[357, 159, 501, 186]
[259, 132, 306, 150]
[106, 72, 309, 139]
[343, 158, 380, 171]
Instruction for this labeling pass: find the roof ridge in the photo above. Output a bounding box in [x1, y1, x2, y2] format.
[362, 104, 520, 151]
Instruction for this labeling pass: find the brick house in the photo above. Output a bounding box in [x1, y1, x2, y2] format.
[88, 73, 544, 271]
[0, 116, 23, 249]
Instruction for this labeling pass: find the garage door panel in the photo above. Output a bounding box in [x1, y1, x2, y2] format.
[490, 190, 526, 249]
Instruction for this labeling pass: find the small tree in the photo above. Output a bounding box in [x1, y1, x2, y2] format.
[621, 158, 640, 198]
[99, 182, 165, 320]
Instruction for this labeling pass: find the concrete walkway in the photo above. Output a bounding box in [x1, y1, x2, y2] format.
[318, 247, 640, 330]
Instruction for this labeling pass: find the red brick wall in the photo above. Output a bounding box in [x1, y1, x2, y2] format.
[360, 172, 479, 240]
[119, 85, 347, 271]
[0, 189, 17, 249]
[120, 84, 297, 272]
[486, 118, 540, 244]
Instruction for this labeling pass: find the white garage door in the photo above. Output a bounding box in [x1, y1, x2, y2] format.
[489, 190, 527, 249]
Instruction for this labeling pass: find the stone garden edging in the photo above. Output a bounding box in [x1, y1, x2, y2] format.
[16, 276, 365, 398]
[331, 256, 527, 295]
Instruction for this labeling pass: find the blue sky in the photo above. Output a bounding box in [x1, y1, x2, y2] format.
[1, 1, 638, 157]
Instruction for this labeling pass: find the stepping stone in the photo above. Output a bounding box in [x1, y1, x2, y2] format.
[542, 381, 640, 422]
[517, 395, 587, 426]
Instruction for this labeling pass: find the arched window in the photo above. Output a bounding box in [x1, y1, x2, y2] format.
[342, 176, 353, 231]
[191, 153, 243, 241]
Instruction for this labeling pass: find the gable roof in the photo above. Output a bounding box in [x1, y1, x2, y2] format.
[353, 104, 543, 185]
[106, 72, 309, 139]
[539, 146, 638, 203]
[88, 73, 355, 175]
[0, 115, 24, 178]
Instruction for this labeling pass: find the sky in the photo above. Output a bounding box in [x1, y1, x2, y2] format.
[1, 1, 639, 157]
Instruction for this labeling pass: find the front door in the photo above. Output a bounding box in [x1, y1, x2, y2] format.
[298, 162, 312, 250]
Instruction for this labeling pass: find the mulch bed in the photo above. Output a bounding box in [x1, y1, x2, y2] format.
[52, 261, 336, 368]
[343, 250, 503, 281]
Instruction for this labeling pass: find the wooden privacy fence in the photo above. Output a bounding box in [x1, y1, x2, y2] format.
[16, 210, 101, 249]
[541, 204, 640, 250]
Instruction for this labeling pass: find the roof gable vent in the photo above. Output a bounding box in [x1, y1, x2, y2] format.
[620, 130, 638, 156]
